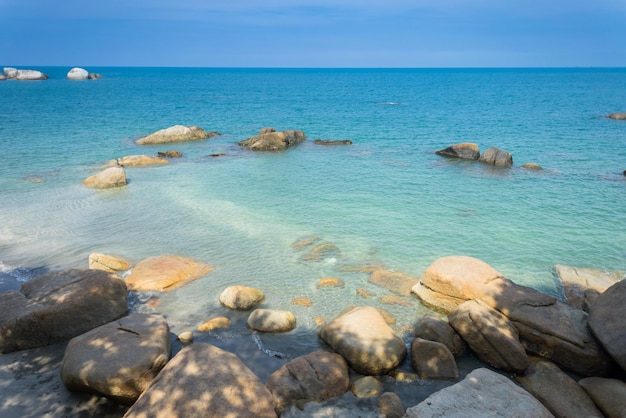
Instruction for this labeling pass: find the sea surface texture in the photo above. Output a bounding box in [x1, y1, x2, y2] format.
[1, 67, 625, 358]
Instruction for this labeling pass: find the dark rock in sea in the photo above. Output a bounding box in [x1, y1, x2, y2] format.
[209, 153, 226, 157]
[478, 146, 513, 167]
[157, 150, 183, 158]
[313, 139, 353, 146]
[435, 143, 480, 160]
[238, 128, 306, 151]
[88, 73, 102, 80]
[606, 112, 626, 120]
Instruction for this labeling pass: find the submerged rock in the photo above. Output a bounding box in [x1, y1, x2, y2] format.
[479, 146, 513, 167]
[136, 125, 219, 145]
[606, 112, 626, 120]
[125, 255, 214, 292]
[313, 139, 353, 146]
[157, 150, 183, 158]
[369, 269, 418, 296]
[522, 162, 543, 170]
[435, 142, 480, 160]
[238, 128, 306, 151]
[88, 252, 131, 272]
[117, 155, 168, 167]
[67, 67, 89, 80]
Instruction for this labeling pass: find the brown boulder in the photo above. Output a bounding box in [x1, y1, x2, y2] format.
[479, 146, 513, 167]
[319, 306, 406, 375]
[83, 166, 127, 189]
[88, 252, 131, 272]
[157, 150, 183, 158]
[266, 351, 350, 410]
[414, 315, 467, 356]
[435, 142, 480, 160]
[219, 285, 265, 310]
[124, 343, 277, 418]
[247, 309, 296, 333]
[515, 358, 603, 418]
[61, 314, 171, 404]
[117, 155, 168, 167]
[607, 112, 626, 120]
[135, 125, 219, 145]
[578, 377, 626, 418]
[410, 338, 459, 380]
[588, 279, 626, 371]
[377, 392, 404, 418]
[238, 128, 306, 151]
[448, 299, 529, 373]
[0, 269, 128, 353]
[125, 255, 214, 292]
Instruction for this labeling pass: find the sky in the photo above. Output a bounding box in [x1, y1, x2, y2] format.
[1, 0, 625, 68]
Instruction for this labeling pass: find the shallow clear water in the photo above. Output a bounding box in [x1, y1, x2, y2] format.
[1, 67, 626, 361]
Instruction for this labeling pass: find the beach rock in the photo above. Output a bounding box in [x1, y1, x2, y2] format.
[404, 368, 553, 418]
[319, 306, 406, 375]
[515, 358, 603, 418]
[247, 309, 296, 332]
[410, 338, 459, 380]
[67, 67, 89, 80]
[0, 269, 128, 353]
[238, 128, 306, 151]
[117, 155, 168, 167]
[607, 112, 626, 120]
[219, 285, 265, 310]
[15, 69, 48, 80]
[377, 392, 404, 418]
[135, 125, 219, 145]
[522, 162, 543, 170]
[125, 255, 214, 292]
[435, 142, 480, 160]
[414, 315, 467, 356]
[578, 377, 626, 418]
[588, 279, 626, 371]
[412, 255, 504, 313]
[83, 166, 127, 189]
[448, 299, 529, 373]
[369, 269, 419, 296]
[61, 314, 170, 404]
[313, 139, 353, 146]
[556, 264, 624, 311]
[266, 351, 350, 411]
[124, 343, 277, 418]
[3, 67, 17, 78]
[479, 146, 513, 167]
[88, 252, 131, 272]
[157, 150, 183, 158]
[197, 316, 230, 332]
[351, 376, 383, 398]
[480, 277, 613, 376]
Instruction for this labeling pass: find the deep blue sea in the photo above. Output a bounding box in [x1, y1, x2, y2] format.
[1, 68, 625, 383]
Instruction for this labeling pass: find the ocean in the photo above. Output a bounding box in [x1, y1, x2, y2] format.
[1, 67, 625, 385]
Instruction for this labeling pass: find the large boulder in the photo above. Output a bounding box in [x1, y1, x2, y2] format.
[83, 166, 127, 189]
[0, 269, 128, 353]
[555, 264, 623, 310]
[266, 351, 350, 411]
[435, 142, 480, 160]
[4, 67, 18, 78]
[61, 314, 171, 404]
[247, 309, 296, 333]
[448, 299, 528, 373]
[414, 315, 467, 356]
[125, 255, 214, 292]
[607, 112, 626, 120]
[515, 358, 603, 418]
[578, 377, 626, 418]
[319, 306, 406, 375]
[410, 338, 458, 380]
[219, 285, 265, 310]
[15, 69, 48, 80]
[124, 343, 277, 418]
[478, 146, 513, 167]
[135, 125, 219, 145]
[238, 128, 306, 151]
[369, 269, 419, 296]
[588, 279, 626, 371]
[405, 368, 553, 418]
[117, 155, 168, 167]
[412, 255, 504, 313]
[67, 67, 89, 80]
[480, 278, 613, 376]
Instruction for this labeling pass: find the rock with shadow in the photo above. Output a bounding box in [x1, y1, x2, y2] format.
[478, 146, 513, 167]
[435, 142, 480, 160]
[410, 337, 459, 380]
[238, 127, 306, 151]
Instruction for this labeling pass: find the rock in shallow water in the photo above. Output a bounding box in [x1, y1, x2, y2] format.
[136, 125, 219, 145]
[125, 255, 214, 292]
[83, 166, 127, 189]
[67, 67, 89, 80]
[435, 142, 480, 160]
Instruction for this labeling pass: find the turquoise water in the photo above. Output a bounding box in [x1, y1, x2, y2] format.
[1, 68, 626, 357]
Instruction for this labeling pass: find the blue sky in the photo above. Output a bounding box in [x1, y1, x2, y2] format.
[1, 0, 625, 67]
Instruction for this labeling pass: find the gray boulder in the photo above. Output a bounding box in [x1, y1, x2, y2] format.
[404, 368, 554, 418]
[578, 377, 626, 418]
[15, 69, 48, 80]
[435, 142, 480, 160]
[61, 314, 171, 404]
[588, 279, 626, 371]
[124, 343, 277, 418]
[266, 351, 350, 411]
[319, 306, 406, 375]
[479, 146, 513, 167]
[135, 125, 219, 145]
[3, 67, 17, 78]
[515, 358, 603, 418]
[448, 299, 528, 373]
[0, 269, 128, 353]
[238, 128, 306, 151]
[555, 264, 623, 311]
[67, 67, 89, 80]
